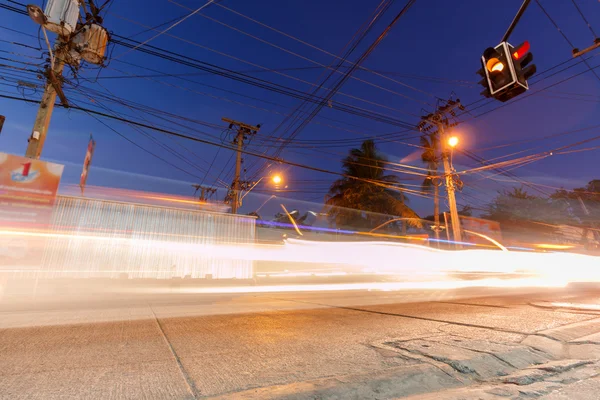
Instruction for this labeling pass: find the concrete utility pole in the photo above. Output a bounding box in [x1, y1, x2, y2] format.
[24, 1, 109, 159]
[222, 118, 261, 214]
[439, 122, 462, 246]
[418, 99, 464, 247]
[25, 42, 69, 159]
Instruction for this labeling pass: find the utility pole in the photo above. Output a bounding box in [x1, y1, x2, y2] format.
[192, 184, 216, 202]
[440, 122, 462, 246]
[418, 99, 464, 247]
[25, 41, 69, 159]
[24, 2, 109, 159]
[221, 118, 261, 214]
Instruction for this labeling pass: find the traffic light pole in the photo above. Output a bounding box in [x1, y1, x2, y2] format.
[25, 42, 68, 159]
[501, 0, 531, 42]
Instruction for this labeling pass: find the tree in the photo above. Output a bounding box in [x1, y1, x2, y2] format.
[551, 179, 600, 220]
[458, 205, 473, 217]
[325, 139, 421, 230]
[483, 187, 564, 222]
[482, 187, 572, 242]
[420, 132, 441, 234]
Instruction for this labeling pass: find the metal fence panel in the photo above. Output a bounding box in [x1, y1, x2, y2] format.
[37, 196, 255, 279]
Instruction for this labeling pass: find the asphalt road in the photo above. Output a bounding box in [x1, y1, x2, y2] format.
[1, 283, 600, 399]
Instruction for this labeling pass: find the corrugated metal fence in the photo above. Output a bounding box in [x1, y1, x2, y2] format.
[37, 196, 255, 279]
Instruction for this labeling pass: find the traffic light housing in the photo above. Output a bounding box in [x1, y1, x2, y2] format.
[477, 41, 536, 102]
[511, 41, 536, 87]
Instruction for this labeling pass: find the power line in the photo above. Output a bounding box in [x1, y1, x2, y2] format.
[458, 50, 600, 117]
[0, 92, 429, 197]
[102, 60, 391, 138]
[72, 100, 208, 181]
[469, 57, 600, 120]
[68, 84, 219, 181]
[570, 0, 597, 39]
[213, 1, 441, 100]
[112, 0, 217, 61]
[250, 0, 419, 181]
[106, 13, 424, 119]
[109, 36, 419, 129]
[2, 1, 425, 120]
[167, 0, 435, 106]
[535, 0, 600, 83]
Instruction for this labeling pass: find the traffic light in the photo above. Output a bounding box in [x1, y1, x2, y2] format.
[477, 45, 510, 99]
[477, 41, 536, 102]
[510, 41, 536, 87]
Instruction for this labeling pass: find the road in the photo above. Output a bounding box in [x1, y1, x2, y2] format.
[1, 282, 600, 399]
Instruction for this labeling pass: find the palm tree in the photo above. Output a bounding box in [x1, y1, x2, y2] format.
[420, 133, 441, 240]
[325, 139, 421, 231]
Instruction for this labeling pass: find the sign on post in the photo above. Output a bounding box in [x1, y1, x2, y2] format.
[80, 135, 96, 195]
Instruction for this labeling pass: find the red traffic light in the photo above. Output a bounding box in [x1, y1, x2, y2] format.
[512, 41, 530, 60]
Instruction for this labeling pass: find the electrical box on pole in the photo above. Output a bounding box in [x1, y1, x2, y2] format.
[43, 0, 80, 36]
[73, 24, 109, 65]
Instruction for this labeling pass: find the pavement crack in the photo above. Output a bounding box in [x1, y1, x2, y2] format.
[446, 343, 519, 370]
[385, 342, 479, 377]
[528, 302, 600, 316]
[149, 305, 200, 399]
[266, 296, 531, 337]
[436, 301, 510, 309]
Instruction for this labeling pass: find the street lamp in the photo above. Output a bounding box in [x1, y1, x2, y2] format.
[448, 136, 459, 148]
[241, 173, 284, 202]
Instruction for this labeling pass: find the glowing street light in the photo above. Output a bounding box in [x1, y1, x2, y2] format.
[272, 174, 282, 184]
[448, 136, 459, 148]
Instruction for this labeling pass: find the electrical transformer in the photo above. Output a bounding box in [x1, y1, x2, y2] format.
[74, 24, 109, 65]
[43, 0, 80, 36]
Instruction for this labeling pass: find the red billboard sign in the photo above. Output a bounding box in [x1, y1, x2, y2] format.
[0, 153, 64, 271]
[0, 152, 63, 208]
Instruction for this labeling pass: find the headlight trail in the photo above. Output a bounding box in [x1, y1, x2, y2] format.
[1, 229, 599, 289]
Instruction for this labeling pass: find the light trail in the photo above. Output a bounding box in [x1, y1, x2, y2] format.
[1, 227, 600, 290]
[134, 278, 568, 295]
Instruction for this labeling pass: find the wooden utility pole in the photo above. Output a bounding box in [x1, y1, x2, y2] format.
[25, 42, 69, 159]
[221, 118, 260, 214]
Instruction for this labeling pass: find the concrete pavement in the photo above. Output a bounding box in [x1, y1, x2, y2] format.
[1, 284, 600, 399]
